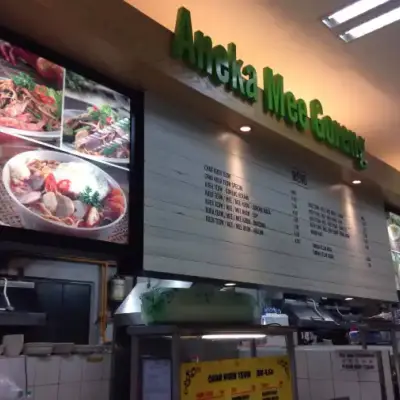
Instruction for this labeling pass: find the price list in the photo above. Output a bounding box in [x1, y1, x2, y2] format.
[308, 203, 350, 239]
[291, 190, 301, 245]
[361, 216, 372, 267]
[261, 389, 279, 400]
[204, 165, 271, 236]
[312, 243, 334, 260]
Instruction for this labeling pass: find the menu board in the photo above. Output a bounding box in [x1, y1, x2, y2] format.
[181, 356, 292, 400]
[144, 95, 396, 301]
[0, 38, 131, 243]
[387, 212, 400, 289]
[334, 351, 378, 372]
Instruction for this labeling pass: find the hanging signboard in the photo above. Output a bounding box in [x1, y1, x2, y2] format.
[171, 7, 367, 170]
[0, 36, 132, 245]
[144, 95, 397, 301]
[181, 356, 292, 400]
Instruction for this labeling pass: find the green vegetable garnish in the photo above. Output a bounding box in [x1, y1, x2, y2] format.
[102, 143, 119, 157]
[12, 72, 36, 91]
[79, 186, 102, 208]
[46, 88, 63, 119]
[65, 71, 87, 92]
[116, 118, 130, 132]
[88, 104, 117, 126]
[91, 191, 100, 208]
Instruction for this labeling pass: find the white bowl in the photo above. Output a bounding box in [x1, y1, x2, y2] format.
[3, 334, 24, 357]
[2, 150, 127, 240]
[24, 343, 53, 356]
[73, 345, 101, 355]
[53, 342, 74, 355]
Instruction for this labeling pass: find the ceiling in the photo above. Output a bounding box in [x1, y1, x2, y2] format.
[127, 0, 400, 170]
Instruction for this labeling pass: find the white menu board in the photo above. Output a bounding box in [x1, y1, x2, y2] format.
[144, 94, 396, 301]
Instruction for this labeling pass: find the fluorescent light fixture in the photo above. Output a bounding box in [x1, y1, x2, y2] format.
[352, 180, 362, 185]
[202, 334, 266, 340]
[224, 282, 236, 287]
[340, 5, 400, 41]
[322, 0, 390, 28]
[240, 126, 251, 133]
[345, 297, 354, 301]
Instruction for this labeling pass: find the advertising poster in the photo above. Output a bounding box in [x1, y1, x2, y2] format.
[387, 212, 400, 252]
[181, 356, 292, 400]
[0, 39, 132, 243]
[387, 212, 400, 289]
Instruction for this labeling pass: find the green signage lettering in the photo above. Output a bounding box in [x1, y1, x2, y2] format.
[310, 99, 324, 141]
[243, 65, 258, 103]
[296, 99, 308, 131]
[263, 67, 284, 117]
[171, 7, 367, 170]
[171, 7, 195, 64]
[212, 45, 229, 84]
[284, 92, 298, 124]
[194, 31, 213, 74]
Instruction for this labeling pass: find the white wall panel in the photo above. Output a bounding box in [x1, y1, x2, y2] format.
[144, 94, 397, 301]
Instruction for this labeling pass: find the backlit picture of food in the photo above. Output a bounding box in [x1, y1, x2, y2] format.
[0, 41, 64, 141]
[2, 150, 127, 240]
[0, 37, 131, 244]
[388, 212, 400, 252]
[0, 72, 62, 133]
[62, 70, 130, 165]
[0, 42, 64, 90]
[63, 104, 130, 160]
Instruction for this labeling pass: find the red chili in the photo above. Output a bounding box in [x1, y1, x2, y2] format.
[57, 179, 71, 193]
[39, 94, 55, 105]
[44, 173, 57, 192]
[106, 116, 113, 124]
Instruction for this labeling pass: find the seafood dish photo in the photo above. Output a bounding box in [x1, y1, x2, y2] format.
[0, 42, 64, 90]
[0, 72, 62, 133]
[2, 150, 126, 239]
[63, 104, 130, 161]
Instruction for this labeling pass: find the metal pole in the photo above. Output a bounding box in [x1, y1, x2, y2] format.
[376, 350, 387, 400]
[171, 333, 181, 400]
[390, 327, 400, 395]
[360, 329, 367, 350]
[286, 332, 299, 400]
[130, 335, 140, 400]
[250, 339, 257, 358]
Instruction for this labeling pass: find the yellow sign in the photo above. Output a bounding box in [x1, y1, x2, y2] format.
[181, 356, 292, 400]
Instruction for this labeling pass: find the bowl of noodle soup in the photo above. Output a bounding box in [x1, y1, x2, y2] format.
[2, 150, 127, 240]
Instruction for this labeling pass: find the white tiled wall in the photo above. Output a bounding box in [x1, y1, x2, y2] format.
[295, 348, 394, 400]
[0, 353, 111, 400]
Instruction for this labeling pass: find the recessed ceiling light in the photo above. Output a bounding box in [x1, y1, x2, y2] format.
[224, 282, 236, 287]
[322, 0, 390, 28]
[352, 180, 362, 185]
[345, 297, 354, 301]
[240, 126, 251, 133]
[340, 5, 400, 41]
[202, 334, 266, 340]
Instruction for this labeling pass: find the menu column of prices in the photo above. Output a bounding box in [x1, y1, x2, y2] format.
[204, 165, 270, 236]
[291, 189, 301, 245]
[361, 216, 372, 268]
[144, 95, 397, 301]
[308, 204, 349, 240]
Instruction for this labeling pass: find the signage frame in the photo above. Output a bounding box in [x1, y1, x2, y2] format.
[171, 7, 368, 170]
[0, 25, 144, 268]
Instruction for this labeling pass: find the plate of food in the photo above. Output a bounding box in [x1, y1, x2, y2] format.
[2, 150, 126, 240]
[62, 105, 130, 164]
[0, 73, 62, 140]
